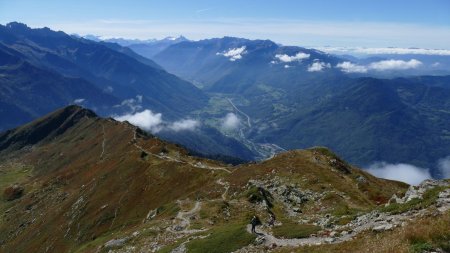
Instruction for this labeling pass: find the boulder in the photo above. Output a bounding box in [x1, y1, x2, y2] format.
[254, 235, 266, 245]
[3, 184, 24, 201]
[104, 237, 128, 248]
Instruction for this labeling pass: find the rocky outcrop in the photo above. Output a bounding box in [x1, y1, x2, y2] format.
[391, 179, 450, 204]
[3, 184, 24, 201]
[247, 177, 323, 216]
[104, 238, 129, 249]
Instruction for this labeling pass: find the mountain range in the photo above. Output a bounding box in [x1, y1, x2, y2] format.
[0, 22, 255, 161]
[83, 34, 190, 58]
[143, 36, 450, 176]
[0, 22, 206, 118]
[1, 21, 450, 252]
[2, 22, 450, 176]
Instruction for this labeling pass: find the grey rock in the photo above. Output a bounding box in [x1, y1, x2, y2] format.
[325, 237, 335, 243]
[171, 243, 187, 253]
[104, 238, 128, 248]
[356, 176, 367, 184]
[372, 224, 393, 232]
[254, 235, 266, 245]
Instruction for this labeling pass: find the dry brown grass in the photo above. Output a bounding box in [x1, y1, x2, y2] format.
[276, 211, 450, 253]
[0, 110, 413, 253]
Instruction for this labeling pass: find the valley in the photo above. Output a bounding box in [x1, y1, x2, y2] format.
[1, 23, 449, 176]
[0, 106, 449, 253]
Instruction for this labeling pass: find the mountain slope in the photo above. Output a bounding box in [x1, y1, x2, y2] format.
[0, 23, 258, 162]
[0, 45, 118, 131]
[151, 37, 450, 173]
[0, 22, 207, 118]
[252, 77, 450, 174]
[83, 35, 189, 57]
[127, 36, 189, 58]
[152, 37, 342, 90]
[2, 106, 440, 253]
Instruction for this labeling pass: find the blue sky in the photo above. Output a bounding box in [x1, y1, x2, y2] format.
[1, 0, 450, 48]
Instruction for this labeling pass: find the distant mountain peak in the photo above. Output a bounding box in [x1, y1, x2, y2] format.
[163, 35, 188, 42]
[5, 21, 29, 30]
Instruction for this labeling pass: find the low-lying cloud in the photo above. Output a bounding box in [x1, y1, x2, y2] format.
[217, 46, 247, 61]
[275, 52, 310, 63]
[222, 112, 240, 130]
[115, 109, 163, 132]
[438, 156, 450, 178]
[336, 61, 368, 73]
[336, 59, 423, 73]
[308, 61, 331, 72]
[169, 119, 200, 131]
[104, 86, 114, 93]
[368, 59, 422, 71]
[115, 95, 143, 112]
[115, 109, 200, 133]
[317, 46, 450, 56]
[365, 162, 432, 185]
[73, 98, 86, 104]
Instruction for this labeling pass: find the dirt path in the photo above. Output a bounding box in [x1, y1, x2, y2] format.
[100, 124, 106, 159]
[168, 201, 207, 234]
[130, 126, 231, 173]
[245, 189, 450, 247]
[216, 179, 230, 201]
[247, 225, 330, 247]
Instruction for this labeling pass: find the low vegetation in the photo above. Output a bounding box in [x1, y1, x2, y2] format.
[272, 221, 321, 239]
[186, 222, 256, 253]
[380, 186, 447, 214]
[276, 211, 450, 253]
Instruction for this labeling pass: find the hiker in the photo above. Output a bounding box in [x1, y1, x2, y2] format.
[250, 215, 259, 233]
[268, 212, 275, 226]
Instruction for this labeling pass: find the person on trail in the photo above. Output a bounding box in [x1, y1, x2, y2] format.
[268, 212, 275, 226]
[250, 215, 259, 233]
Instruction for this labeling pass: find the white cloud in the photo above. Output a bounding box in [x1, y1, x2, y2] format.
[115, 109, 163, 133]
[432, 62, 441, 67]
[308, 61, 331, 72]
[115, 95, 144, 112]
[336, 61, 368, 73]
[104, 86, 114, 93]
[73, 98, 85, 104]
[114, 109, 200, 133]
[275, 52, 310, 63]
[336, 59, 422, 73]
[217, 46, 246, 61]
[222, 113, 240, 130]
[317, 47, 450, 56]
[169, 119, 200, 132]
[284, 64, 290, 69]
[368, 59, 422, 71]
[438, 156, 450, 178]
[365, 162, 432, 185]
